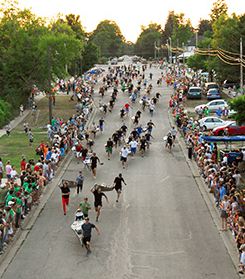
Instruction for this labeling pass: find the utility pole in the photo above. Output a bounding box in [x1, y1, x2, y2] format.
[154, 41, 156, 60]
[169, 37, 172, 65]
[182, 42, 185, 69]
[208, 44, 210, 81]
[167, 39, 169, 62]
[240, 38, 243, 94]
[177, 38, 179, 65]
[47, 46, 52, 124]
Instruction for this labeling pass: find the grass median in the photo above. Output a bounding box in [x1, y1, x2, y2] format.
[0, 95, 75, 174]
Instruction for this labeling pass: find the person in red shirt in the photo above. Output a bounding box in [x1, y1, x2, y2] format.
[21, 157, 26, 171]
[75, 141, 84, 164]
[125, 103, 131, 115]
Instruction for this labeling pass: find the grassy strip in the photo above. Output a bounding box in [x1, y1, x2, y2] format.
[0, 95, 76, 174]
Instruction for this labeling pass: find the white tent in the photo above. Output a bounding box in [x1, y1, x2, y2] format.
[178, 51, 194, 59]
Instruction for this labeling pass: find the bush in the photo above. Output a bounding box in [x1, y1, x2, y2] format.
[98, 56, 108, 64]
[0, 99, 14, 128]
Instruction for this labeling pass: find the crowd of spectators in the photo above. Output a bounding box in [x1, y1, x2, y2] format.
[0, 74, 97, 255]
[165, 66, 245, 274]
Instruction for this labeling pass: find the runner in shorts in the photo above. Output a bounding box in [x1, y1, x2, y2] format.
[91, 153, 102, 179]
[171, 126, 177, 147]
[113, 173, 127, 202]
[106, 138, 114, 160]
[120, 146, 131, 169]
[145, 131, 154, 149]
[129, 139, 137, 159]
[125, 102, 131, 115]
[90, 185, 109, 221]
[166, 132, 173, 153]
[81, 217, 100, 255]
[139, 135, 147, 157]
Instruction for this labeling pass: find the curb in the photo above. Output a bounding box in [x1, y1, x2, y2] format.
[167, 109, 242, 277]
[0, 105, 98, 277]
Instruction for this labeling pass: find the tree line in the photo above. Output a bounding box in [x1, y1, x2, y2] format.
[0, 0, 244, 127]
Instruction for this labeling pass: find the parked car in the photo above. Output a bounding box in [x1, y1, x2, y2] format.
[110, 58, 118, 65]
[207, 88, 221, 100]
[187, 87, 202, 99]
[223, 80, 239, 89]
[195, 99, 228, 113]
[204, 82, 219, 94]
[212, 121, 245, 136]
[198, 117, 230, 131]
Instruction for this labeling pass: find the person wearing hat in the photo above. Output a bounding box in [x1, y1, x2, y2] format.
[81, 217, 100, 255]
[238, 244, 245, 274]
[78, 197, 91, 218]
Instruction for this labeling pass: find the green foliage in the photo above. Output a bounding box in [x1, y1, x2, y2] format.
[211, 13, 244, 82]
[0, 99, 14, 128]
[98, 56, 108, 64]
[210, 0, 228, 22]
[135, 23, 162, 59]
[198, 19, 213, 36]
[89, 20, 125, 57]
[228, 96, 245, 126]
[172, 13, 194, 47]
[82, 42, 99, 72]
[162, 11, 174, 43]
[0, 2, 83, 115]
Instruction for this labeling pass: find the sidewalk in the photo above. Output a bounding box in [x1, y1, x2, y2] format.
[0, 94, 45, 138]
[167, 110, 241, 278]
[0, 92, 71, 138]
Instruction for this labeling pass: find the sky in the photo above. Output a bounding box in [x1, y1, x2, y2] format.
[17, 0, 244, 43]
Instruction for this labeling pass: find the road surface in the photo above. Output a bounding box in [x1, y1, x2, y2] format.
[1, 63, 238, 279]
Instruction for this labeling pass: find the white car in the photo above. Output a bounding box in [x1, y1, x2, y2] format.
[198, 117, 230, 131]
[195, 99, 228, 113]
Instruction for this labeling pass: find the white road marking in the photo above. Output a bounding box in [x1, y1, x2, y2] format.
[159, 175, 170, 183]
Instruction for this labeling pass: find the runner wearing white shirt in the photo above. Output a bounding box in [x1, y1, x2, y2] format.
[129, 140, 138, 158]
[10, 166, 18, 182]
[120, 146, 131, 169]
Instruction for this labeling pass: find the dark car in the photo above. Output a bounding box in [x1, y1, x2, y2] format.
[223, 80, 239, 89]
[187, 87, 202, 99]
[207, 88, 221, 100]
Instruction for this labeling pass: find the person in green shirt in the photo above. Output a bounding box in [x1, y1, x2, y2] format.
[14, 193, 22, 228]
[78, 197, 91, 218]
[5, 189, 14, 206]
[51, 117, 56, 127]
[204, 107, 210, 116]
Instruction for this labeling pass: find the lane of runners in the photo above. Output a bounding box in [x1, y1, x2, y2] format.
[70, 63, 165, 255]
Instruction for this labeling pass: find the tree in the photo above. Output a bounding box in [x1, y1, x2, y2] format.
[198, 19, 213, 36]
[81, 42, 99, 73]
[0, 2, 82, 113]
[212, 13, 245, 82]
[171, 13, 194, 47]
[162, 11, 175, 43]
[89, 20, 125, 57]
[65, 14, 85, 41]
[135, 23, 162, 59]
[228, 96, 245, 126]
[210, 0, 228, 22]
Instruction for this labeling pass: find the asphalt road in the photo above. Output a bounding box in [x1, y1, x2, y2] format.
[1, 63, 239, 279]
